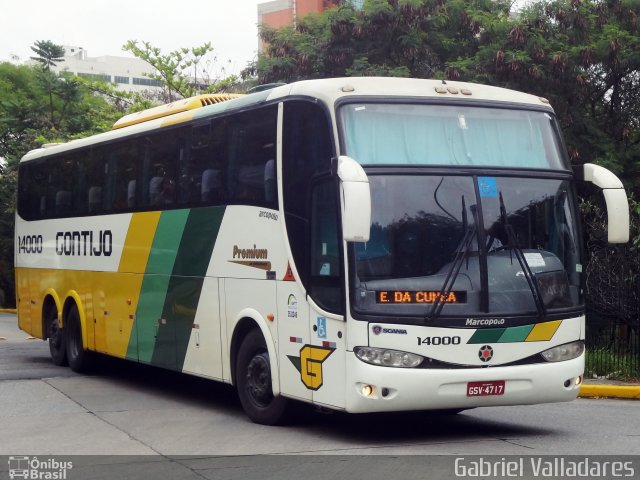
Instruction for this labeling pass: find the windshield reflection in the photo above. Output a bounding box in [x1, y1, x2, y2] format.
[352, 175, 582, 319]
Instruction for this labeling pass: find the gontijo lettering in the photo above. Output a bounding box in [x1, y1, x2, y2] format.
[55, 230, 112, 256]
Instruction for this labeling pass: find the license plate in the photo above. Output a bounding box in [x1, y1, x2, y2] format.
[467, 380, 505, 397]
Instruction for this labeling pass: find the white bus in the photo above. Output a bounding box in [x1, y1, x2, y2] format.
[16, 78, 629, 424]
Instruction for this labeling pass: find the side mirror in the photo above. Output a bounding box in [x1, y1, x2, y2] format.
[337, 156, 371, 242]
[583, 163, 629, 243]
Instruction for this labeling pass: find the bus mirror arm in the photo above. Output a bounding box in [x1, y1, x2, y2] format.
[337, 156, 371, 243]
[583, 163, 630, 244]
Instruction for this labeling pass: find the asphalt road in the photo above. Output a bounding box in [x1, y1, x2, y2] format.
[1, 312, 639, 479]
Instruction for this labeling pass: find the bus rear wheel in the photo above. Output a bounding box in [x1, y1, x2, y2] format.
[65, 305, 93, 373]
[236, 329, 288, 425]
[46, 307, 67, 366]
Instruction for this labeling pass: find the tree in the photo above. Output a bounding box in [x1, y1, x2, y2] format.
[445, 0, 640, 189]
[30, 40, 65, 71]
[0, 60, 120, 307]
[123, 41, 239, 102]
[0, 163, 16, 308]
[250, 0, 639, 193]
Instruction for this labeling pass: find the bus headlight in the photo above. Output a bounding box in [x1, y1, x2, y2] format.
[355, 347, 424, 368]
[541, 341, 585, 362]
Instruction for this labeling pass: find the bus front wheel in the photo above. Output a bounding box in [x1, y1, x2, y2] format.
[236, 329, 287, 425]
[46, 307, 67, 366]
[65, 305, 93, 373]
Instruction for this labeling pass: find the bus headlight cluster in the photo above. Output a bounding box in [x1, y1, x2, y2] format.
[355, 347, 424, 368]
[541, 341, 585, 362]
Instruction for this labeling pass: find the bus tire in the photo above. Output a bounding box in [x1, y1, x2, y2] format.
[65, 304, 93, 373]
[236, 329, 287, 425]
[46, 306, 67, 366]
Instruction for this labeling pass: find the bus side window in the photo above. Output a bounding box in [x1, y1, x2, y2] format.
[201, 169, 222, 203]
[47, 156, 76, 217]
[18, 161, 47, 220]
[309, 180, 343, 313]
[145, 130, 180, 207]
[282, 100, 337, 311]
[185, 121, 227, 206]
[87, 186, 103, 214]
[227, 105, 278, 208]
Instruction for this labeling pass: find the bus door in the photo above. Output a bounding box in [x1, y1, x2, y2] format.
[307, 180, 346, 410]
[277, 281, 312, 403]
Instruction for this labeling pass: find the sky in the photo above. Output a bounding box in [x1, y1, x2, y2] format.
[0, 0, 264, 75]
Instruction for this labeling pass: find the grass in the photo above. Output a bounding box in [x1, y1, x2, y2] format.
[585, 347, 640, 382]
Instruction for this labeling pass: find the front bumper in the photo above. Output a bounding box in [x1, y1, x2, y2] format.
[344, 352, 584, 413]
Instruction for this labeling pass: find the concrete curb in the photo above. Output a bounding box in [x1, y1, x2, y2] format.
[0, 308, 16, 314]
[579, 384, 640, 399]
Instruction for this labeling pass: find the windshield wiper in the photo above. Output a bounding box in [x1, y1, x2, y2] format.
[427, 198, 477, 321]
[497, 192, 546, 320]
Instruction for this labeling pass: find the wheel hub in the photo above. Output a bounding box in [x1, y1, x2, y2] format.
[49, 318, 61, 348]
[246, 352, 272, 405]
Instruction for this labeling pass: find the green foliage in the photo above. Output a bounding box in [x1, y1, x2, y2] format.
[252, 0, 640, 194]
[0, 38, 251, 306]
[0, 58, 121, 307]
[631, 197, 640, 249]
[30, 40, 65, 71]
[0, 165, 16, 308]
[123, 40, 240, 101]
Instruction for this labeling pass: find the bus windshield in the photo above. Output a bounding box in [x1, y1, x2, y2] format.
[351, 175, 582, 318]
[340, 103, 567, 170]
[340, 103, 582, 319]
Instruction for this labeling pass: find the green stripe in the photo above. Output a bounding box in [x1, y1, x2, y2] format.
[146, 210, 191, 274]
[498, 324, 534, 343]
[127, 210, 190, 363]
[151, 207, 226, 370]
[467, 328, 506, 344]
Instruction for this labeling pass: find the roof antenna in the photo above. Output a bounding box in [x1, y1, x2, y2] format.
[441, 79, 447, 85]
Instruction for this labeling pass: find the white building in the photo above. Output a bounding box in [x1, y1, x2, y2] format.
[51, 45, 162, 93]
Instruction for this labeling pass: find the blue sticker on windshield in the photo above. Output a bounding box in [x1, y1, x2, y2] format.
[478, 177, 498, 198]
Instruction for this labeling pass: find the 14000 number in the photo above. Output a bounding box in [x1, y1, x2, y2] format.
[417, 336, 461, 346]
[18, 235, 43, 254]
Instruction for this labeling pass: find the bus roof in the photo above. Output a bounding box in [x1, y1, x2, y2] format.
[20, 77, 553, 163]
[263, 77, 551, 109]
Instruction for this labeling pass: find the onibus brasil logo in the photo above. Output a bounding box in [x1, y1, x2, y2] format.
[8, 456, 73, 479]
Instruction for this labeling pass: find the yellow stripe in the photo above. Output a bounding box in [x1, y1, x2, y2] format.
[18, 205, 162, 358]
[119, 212, 161, 273]
[90, 211, 160, 358]
[525, 320, 562, 341]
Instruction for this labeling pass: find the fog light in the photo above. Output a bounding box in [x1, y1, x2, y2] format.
[361, 384, 374, 397]
[575, 375, 583, 386]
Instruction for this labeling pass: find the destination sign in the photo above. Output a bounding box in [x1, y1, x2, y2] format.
[376, 290, 467, 304]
